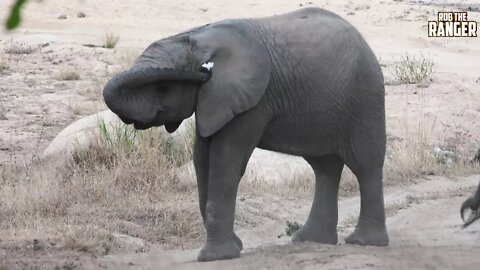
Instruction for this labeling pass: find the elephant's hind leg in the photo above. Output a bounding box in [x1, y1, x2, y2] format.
[292, 154, 344, 244]
[344, 161, 389, 246]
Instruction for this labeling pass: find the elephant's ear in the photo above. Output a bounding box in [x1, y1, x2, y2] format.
[190, 23, 271, 137]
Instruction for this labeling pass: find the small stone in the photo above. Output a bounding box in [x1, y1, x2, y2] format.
[33, 239, 44, 251]
[77, 12, 86, 18]
[347, 12, 355, 16]
[58, 14, 67, 20]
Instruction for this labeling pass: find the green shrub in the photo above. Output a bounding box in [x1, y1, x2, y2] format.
[285, 220, 302, 236]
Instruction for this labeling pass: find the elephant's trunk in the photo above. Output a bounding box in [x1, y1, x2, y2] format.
[103, 67, 210, 115]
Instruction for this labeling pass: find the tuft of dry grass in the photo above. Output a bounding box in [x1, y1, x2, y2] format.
[104, 33, 120, 49]
[55, 67, 81, 81]
[393, 53, 434, 85]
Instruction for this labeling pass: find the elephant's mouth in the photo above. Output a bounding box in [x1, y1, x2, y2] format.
[118, 115, 180, 133]
[133, 122, 152, 130]
[118, 115, 152, 130]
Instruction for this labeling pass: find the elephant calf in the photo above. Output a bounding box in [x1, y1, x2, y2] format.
[103, 8, 388, 261]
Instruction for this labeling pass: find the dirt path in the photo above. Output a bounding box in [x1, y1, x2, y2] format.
[98, 175, 480, 270]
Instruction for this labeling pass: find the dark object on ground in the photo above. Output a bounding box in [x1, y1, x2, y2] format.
[473, 149, 480, 163]
[461, 182, 480, 228]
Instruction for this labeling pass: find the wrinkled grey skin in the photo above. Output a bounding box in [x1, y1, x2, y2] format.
[103, 8, 388, 261]
[461, 182, 480, 228]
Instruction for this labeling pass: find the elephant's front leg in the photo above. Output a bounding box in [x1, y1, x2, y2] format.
[193, 133, 210, 226]
[197, 125, 260, 261]
[194, 133, 244, 251]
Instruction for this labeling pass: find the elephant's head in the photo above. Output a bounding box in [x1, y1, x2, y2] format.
[103, 23, 271, 137]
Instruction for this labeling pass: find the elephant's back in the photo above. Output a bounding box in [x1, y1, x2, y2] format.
[252, 8, 364, 47]
[249, 8, 384, 113]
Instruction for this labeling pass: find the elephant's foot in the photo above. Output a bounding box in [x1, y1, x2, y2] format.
[291, 223, 338, 244]
[197, 236, 241, 262]
[345, 223, 389, 246]
[233, 232, 243, 250]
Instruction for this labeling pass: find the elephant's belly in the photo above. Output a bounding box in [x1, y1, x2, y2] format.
[257, 115, 343, 157]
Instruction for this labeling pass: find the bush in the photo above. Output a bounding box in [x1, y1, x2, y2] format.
[393, 53, 434, 84]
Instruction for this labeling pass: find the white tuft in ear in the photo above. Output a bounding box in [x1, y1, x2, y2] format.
[201, 61, 214, 71]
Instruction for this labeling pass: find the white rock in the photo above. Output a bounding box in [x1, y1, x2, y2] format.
[246, 149, 311, 184]
[43, 110, 194, 159]
[175, 149, 311, 185]
[42, 110, 121, 158]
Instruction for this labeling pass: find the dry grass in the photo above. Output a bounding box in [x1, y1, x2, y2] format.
[0, 119, 202, 255]
[55, 67, 81, 81]
[384, 92, 479, 186]
[104, 33, 120, 49]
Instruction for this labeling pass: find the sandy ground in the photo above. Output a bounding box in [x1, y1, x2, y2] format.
[1, 0, 480, 269]
[44, 175, 478, 270]
[95, 176, 480, 270]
